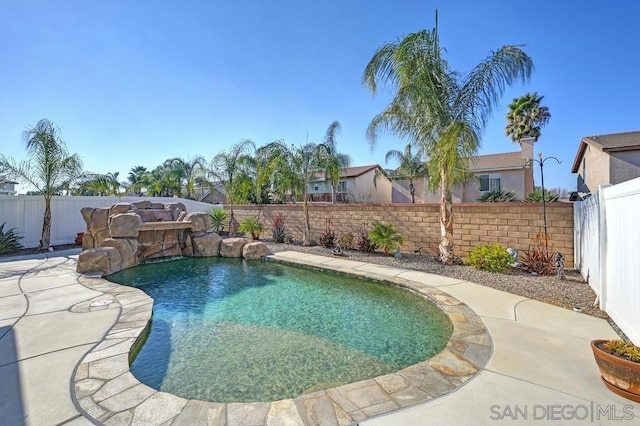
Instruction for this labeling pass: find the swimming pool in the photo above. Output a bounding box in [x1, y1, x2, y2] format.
[108, 257, 453, 402]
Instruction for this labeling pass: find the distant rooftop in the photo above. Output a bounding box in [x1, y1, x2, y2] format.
[571, 130, 640, 172]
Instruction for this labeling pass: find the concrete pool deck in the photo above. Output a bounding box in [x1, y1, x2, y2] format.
[0, 249, 637, 425]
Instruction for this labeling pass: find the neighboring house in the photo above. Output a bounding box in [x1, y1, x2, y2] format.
[0, 179, 18, 195]
[307, 165, 392, 203]
[198, 183, 228, 204]
[571, 130, 640, 195]
[395, 138, 535, 203]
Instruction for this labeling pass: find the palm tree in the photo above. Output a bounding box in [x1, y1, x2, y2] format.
[321, 121, 351, 204]
[0, 119, 82, 249]
[263, 140, 325, 245]
[127, 166, 148, 195]
[385, 144, 428, 203]
[208, 140, 255, 235]
[362, 13, 533, 263]
[505, 92, 550, 143]
[164, 156, 206, 199]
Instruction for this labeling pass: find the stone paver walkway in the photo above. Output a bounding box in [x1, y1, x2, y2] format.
[0, 249, 638, 425]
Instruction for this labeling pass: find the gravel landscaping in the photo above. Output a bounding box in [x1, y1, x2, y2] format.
[266, 242, 607, 320]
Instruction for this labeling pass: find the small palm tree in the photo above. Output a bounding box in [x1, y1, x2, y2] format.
[208, 140, 255, 235]
[369, 221, 404, 255]
[0, 119, 82, 249]
[127, 165, 148, 195]
[385, 144, 428, 203]
[478, 189, 520, 202]
[505, 93, 551, 143]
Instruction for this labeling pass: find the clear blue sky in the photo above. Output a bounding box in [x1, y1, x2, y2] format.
[2, 0, 638, 193]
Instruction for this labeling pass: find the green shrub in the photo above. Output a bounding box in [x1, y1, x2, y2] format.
[271, 213, 286, 243]
[238, 217, 264, 240]
[478, 189, 520, 202]
[465, 243, 512, 272]
[369, 221, 404, 255]
[208, 208, 228, 233]
[338, 232, 355, 250]
[0, 222, 23, 255]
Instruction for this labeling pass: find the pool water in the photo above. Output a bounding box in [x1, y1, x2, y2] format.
[108, 257, 453, 402]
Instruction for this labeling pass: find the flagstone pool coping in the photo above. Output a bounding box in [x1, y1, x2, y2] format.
[71, 251, 492, 425]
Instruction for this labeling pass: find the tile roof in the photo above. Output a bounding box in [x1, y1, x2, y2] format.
[468, 151, 529, 171]
[571, 130, 640, 172]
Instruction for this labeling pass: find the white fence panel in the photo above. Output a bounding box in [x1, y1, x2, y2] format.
[0, 196, 220, 248]
[602, 178, 640, 345]
[573, 192, 601, 295]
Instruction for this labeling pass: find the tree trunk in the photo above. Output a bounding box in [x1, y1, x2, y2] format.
[409, 179, 416, 204]
[438, 170, 454, 264]
[302, 188, 311, 246]
[40, 196, 52, 250]
[331, 184, 336, 204]
[229, 202, 235, 236]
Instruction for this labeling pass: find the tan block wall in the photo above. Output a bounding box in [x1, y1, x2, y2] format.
[231, 202, 575, 267]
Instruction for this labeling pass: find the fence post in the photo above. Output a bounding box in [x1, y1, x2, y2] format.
[597, 184, 611, 310]
[16, 194, 25, 239]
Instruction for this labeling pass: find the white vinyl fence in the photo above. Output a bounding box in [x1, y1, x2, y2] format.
[574, 178, 640, 345]
[0, 195, 220, 248]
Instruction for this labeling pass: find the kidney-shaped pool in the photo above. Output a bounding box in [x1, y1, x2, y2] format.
[108, 257, 453, 403]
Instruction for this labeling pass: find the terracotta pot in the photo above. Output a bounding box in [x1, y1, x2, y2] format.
[75, 232, 84, 245]
[591, 340, 640, 403]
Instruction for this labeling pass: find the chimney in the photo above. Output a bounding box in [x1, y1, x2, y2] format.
[519, 136, 535, 160]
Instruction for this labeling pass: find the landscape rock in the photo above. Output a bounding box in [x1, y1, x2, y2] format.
[242, 242, 270, 259]
[109, 203, 135, 216]
[76, 247, 122, 276]
[185, 232, 222, 257]
[220, 238, 249, 258]
[132, 200, 152, 209]
[82, 232, 95, 250]
[165, 203, 187, 220]
[138, 209, 173, 222]
[184, 212, 211, 235]
[109, 213, 142, 238]
[102, 238, 140, 269]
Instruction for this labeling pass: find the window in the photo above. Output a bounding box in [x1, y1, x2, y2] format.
[479, 174, 501, 192]
[314, 185, 319, 191]
[338, 181, 347, 192]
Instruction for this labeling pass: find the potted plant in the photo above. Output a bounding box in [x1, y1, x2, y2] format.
[591, 339, 640, 402]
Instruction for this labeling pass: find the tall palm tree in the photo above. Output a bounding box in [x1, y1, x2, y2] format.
[208, 140, 255, 235]
[127, 165, 148, 195]
[321, 121, 351, 204]
[0, 119, 82, 249]
[362, 14, 533, 263]
[505, 92, 551, 143]
[263, 140, 325, 245]
[164, 156, 206, 199]
[385, 144, 428, 203]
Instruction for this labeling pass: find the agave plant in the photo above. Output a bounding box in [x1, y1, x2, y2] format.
[478, 189, 521, 202]
[0, 222, 24, 255]
[369, 221, 404, 255]
[525, 187, 559, 202]
[208, 208, 228, 233]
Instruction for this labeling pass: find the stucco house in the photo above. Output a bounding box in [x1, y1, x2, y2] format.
[571, 131, 640, 195]
[393, 138, 535, 203]
[0, 178, 18, 195]
[307, 165, 392, 203]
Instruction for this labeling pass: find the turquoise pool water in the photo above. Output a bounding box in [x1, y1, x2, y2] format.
[108, 257, 453, 402]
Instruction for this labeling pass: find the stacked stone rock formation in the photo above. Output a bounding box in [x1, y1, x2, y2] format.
[76, 201, 269, 276]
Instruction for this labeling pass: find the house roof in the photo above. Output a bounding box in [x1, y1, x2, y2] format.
[468, 151, 529, 172]
[339, 165, 380, 178]
[312, 164, 382, 182]
[571, 130, 640, 173]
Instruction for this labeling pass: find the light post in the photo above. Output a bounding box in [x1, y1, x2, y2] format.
[525, 153, 561, 250]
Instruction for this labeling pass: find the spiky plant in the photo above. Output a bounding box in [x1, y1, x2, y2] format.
[369, 221, 404, 255]
[478, 189, 521, 202]
[0, 222, 24, 255]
